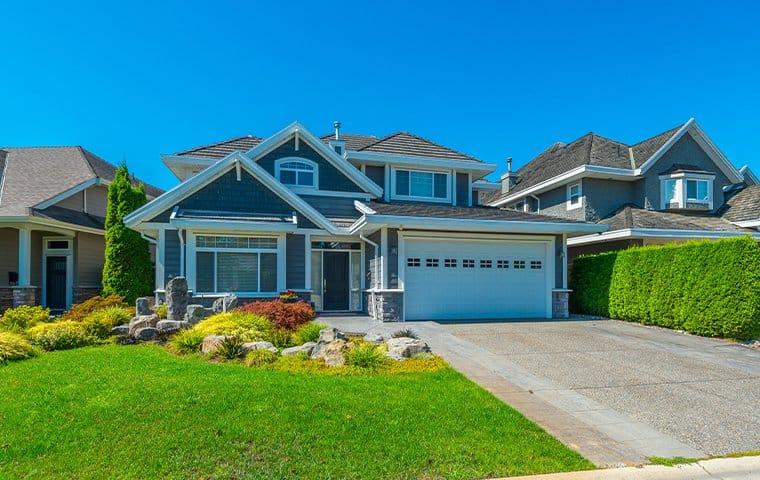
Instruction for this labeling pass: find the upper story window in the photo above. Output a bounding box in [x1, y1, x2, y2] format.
[686, 179, 710, 203]
[566, 182, 582, 210]
[659, 173, 714, 210]
[393, 168, 450, 202]
[275, 158, 318, 189]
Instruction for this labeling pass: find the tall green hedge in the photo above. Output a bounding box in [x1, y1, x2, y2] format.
[570, 237, 760, 340]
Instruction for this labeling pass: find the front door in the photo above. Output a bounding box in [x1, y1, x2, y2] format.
[46, 256, 67, 311]
[323, 251, 349, 311]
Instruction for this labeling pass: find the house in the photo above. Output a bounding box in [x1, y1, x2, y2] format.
[124, 122, 605, 321]
[487, 118, 760, 260]
[0, 147, 162, 312]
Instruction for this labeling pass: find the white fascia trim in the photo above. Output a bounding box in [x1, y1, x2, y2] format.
[734, 219, 760, 228]
[169, 218, 298, 232]
[291, 188, 372, 199]
[739, 165, 760, 184]
[347, 150, 496, 174]
[352, 214, 608, 235]
[245, 122, 384, 198]
[472, 180, 501, 190]
[162, 154, 215, 168]
[354, 200, 376, 215]
[567, 227, 760, 246]
[34, 177, 100, 210]
[0, 215, 104, 236]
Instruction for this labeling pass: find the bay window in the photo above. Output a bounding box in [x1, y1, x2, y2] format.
[659, 174, 714, 210]
[195, 235, 278, 294]
[686, 179, 710, 203]
[393, 168, 449, 201]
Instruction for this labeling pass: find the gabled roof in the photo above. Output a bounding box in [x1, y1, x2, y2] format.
[0, 146, 162, 218]
[357, 132, 481, 162]
[719, 185, 760, 223]
[601, 204, 749, 232]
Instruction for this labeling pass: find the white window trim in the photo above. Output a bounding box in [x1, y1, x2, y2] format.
[566, 182, 582, 210]
[658, 172, 715, 210]
[390, 167, 452, 203]
[275, 157, 319, 189]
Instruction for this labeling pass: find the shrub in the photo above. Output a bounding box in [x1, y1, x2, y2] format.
[154, 303, 168, 319]
[391, 329, 418, 339]
[0, 332, 38, 364]
[214, 336, 246, 360]
[61, 294, 127, 322]
[239, 299, 314, 330]
[26, 321, 96, 351]
[278, 289, 300, 303]
[570, 237, 760, 340]
[344, 343, 387, 369]
[167, 329, 205, 355]
[191, 312, 272, 342]
[294, 322, 326, 344]
[266, 329, 294, 348]
[383, 355, 448, 374]
[244, 349, 278, 367]
[82, 307, 132, 339]
[0, 305, 50, 332]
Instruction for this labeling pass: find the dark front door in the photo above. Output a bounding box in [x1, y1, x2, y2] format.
[323, 251, 349, 311]
[46, 256, 67, 311]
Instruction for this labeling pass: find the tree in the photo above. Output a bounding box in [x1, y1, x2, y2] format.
[101, 163, 153, 303]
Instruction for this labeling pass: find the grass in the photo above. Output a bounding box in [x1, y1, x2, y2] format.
[650, 450, 760, 466]
[0, 345, 592, 479]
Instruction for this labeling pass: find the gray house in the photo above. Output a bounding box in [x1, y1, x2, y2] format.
[124, 122, 605, 322]
[0, 147, 161, 312]
[487, 118, 760, 260]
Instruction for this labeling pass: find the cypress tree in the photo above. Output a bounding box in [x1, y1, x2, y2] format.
[101, 163, 153, 303]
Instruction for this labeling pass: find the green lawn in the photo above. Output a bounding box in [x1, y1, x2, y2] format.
[0, 345, 592, 479]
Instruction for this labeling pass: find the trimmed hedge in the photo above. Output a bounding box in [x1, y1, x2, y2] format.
[570, 236, 760, 340]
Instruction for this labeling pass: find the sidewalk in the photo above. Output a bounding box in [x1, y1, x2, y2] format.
[498, 455, 760, 480]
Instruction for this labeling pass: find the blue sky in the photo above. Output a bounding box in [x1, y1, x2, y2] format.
[2, 1, 759, 189]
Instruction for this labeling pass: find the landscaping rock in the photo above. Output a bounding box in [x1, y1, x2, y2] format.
[385, 337, 430, 360]
[317, 327, 346, 344]
[185, 304, 212, 325]
[363, 331, 385, 344]
[156, 320, 189, 334]
[111, 324, 129, 335]
[135, 297, 151, 316]
[134, 327, 159, 341]
[281, 342, 316, 356]
[212, 294, 238, 313]
[241, 341, 277, 353]
[201, 335, 230, 354]
[312, 339, 348, 366]
[128, 314, 159, 336]
[166, 276, 188, 321]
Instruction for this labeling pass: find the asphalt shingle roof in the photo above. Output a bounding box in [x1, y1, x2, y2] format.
[719, 185, 760, 223]
[319, 133, 379, 151]
[600, 204, 750, 232]
[175, 135, 264, 158]
[364, 201, 585, 223]
[33, 205, 106, 230]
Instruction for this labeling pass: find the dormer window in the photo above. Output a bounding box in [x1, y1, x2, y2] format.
[275, 158, 318, 189]
[659, 173, 714, 210]
[686, 179, 710, 203]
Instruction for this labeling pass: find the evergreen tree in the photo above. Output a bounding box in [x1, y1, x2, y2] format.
[101, 163, 153, 303]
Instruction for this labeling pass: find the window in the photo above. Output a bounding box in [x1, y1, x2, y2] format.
[462, 259, 475, 268]
[195, 235, 278, 294]
[514, 260, 526, 269]
[567, 183, 581, 210]
[426, 258, 439, 268]
[480, 259, 492, 268]
[659, 175, 713, 209]
[444, 258, 457, 268]
[663, 179, 678, 205]
[407, 257, 421, 267]
[530, 260, 542, 270]
[276, 158, 318, 188]
[496, 259, 509, 269]
[686, 179, 710, 203]
[394, 169, 449, 201]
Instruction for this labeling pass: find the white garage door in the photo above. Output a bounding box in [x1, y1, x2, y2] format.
[403, 236, 551, 321]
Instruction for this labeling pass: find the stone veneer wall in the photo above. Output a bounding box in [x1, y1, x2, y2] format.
[73, 286, 102, 304]
[552, 290, 570, 319]
[0, 287, 13, 312]
[12, 286, 40, 308]
[367, 291, 403, 322]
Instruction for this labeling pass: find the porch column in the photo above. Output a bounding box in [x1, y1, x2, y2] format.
[17, 226, 31, 287]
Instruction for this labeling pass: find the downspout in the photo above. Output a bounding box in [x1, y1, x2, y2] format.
[178, 230, 185, 276]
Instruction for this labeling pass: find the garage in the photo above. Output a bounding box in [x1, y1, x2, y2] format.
[401, 235, 553, 320]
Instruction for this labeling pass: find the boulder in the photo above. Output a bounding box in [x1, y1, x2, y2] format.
[166, 276, 188, 321]
[128, 314, 159, 336]
[134, 327, 159, 341]
[281, 342, 317, 357]
[241, 341, 278, 354]
[363, 331, 385, 344]
[135, 297, 151, 316]
[185, 304, 212, 325]
[111, 324, 129, 335]
[385, 337, 430, 360]
[317, 327, 346, 344]
[201, 335, 230, 354]
[212, 294, 238, 313]
[156, 320, 189, 333]
[312, 339, 348, 366]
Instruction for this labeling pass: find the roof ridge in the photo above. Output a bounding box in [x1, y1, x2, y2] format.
[0, 145, 83, 150]
[630, 123, 685, 147]
[77, 146, 98, 178]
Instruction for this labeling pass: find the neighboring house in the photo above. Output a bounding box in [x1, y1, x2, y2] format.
[487, 118, 760, 260]
[0, 147, 162, 312]
[124, 122, 605, 321]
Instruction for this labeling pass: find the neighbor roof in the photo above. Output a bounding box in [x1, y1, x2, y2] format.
[0, 146, 162, 218]
[719, 185, 760, 223]
[364, 201, 585, 223]
[495, 124, 684, 199]
[600, 204, 749, 232]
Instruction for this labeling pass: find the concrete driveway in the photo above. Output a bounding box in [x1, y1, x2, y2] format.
[322, 316, 760, 466]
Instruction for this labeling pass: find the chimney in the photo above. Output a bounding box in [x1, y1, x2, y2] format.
[328, 120, 346, 156]
[500, 156, 518, 194]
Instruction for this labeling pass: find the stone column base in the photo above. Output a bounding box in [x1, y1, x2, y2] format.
[0, 287, 13, 313]
[12, 286, 40, 308]
[367, 290, 404, 322]
[552, 289, 571, 319]
[73, 286, 102, 305]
